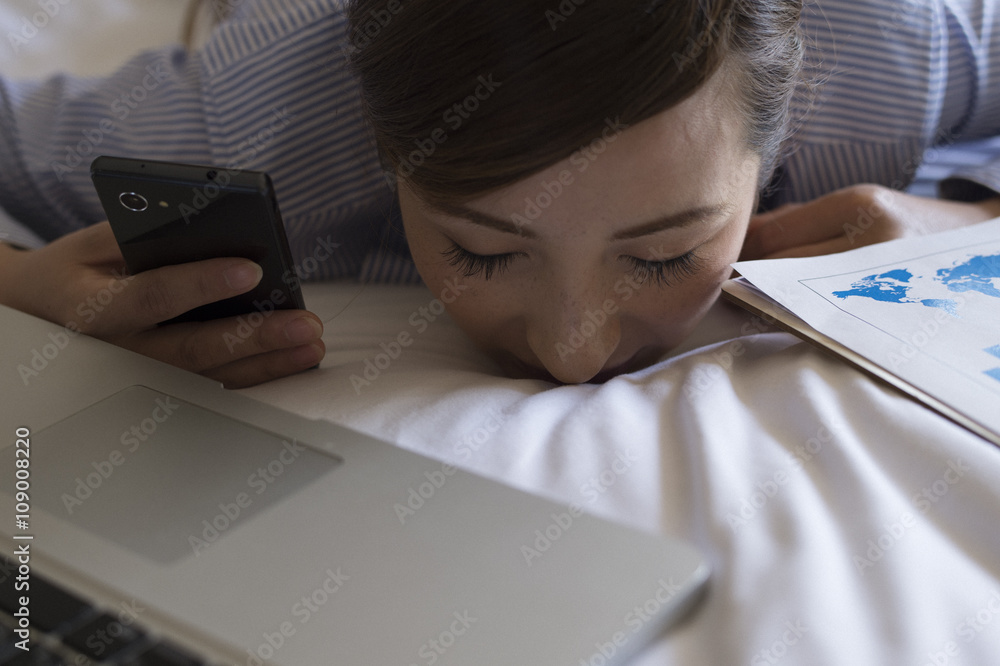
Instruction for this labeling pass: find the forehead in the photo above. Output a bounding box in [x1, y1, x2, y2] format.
[469, 68, 753, 221]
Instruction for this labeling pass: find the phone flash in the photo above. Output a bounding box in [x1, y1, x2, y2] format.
[159, 201, 169, 208]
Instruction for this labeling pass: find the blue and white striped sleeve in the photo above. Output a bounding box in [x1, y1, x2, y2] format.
[0, 0, 408, 281]
[938, 137, 1000, 201]
[937, 0, 1000, 201]
[0, 44, 215, 243]
[775, 0, 1000, 206]
[0, 203, 45, 249]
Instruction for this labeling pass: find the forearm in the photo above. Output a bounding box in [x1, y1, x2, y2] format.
[891, 192, 1000, 236]
[744, 186, 1000, 261]
[0, 48, 215, 244]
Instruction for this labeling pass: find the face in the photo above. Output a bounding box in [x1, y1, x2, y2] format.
[398, 71, 761, 384]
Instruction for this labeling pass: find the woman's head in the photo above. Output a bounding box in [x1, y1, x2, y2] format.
[346, 0, 802, 383]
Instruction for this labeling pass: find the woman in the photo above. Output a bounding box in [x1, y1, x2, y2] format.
[1, 0, 998, 386]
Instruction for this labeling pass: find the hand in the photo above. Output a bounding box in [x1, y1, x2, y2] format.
[741, 184, 1000, 260]
[0, 222, 325, 388]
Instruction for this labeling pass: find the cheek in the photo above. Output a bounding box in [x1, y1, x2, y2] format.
[399, 196, 516, 350]
[629, 273, 721, 346]
[438, 280, 519, 349]
[405, 232, 515, 344]
[629, 220, 748, 344]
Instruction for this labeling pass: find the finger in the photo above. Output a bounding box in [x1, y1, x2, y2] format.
[116, 310, 324, 373]
[742, 203, 846, 260]
[760, 235, 856, 260]
[96, 257, 264, 331]
[746, 202, 802, 234]
[740, 218, 782, 260]
[741, 210, 796, 260]
[203, 341, 326, 389]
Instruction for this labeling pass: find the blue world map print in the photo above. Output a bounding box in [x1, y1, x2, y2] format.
[986, 345, 1000, 383]
[806, 249, 1000, 390]
[832, 253, 1000, 314]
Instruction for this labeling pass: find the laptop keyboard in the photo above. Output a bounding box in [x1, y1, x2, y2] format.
[0, 555, 213, 666]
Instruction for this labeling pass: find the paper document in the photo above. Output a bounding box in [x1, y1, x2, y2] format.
[725, 218, 1000, 446]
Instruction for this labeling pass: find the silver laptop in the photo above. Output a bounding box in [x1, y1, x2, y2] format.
[0, 303, 708, 665]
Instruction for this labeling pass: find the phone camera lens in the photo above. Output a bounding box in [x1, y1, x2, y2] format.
[119, 192, 148, 212]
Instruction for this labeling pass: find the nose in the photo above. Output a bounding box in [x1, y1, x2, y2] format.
[526, 290, 621, 384]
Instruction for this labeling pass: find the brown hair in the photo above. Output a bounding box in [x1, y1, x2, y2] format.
[346, 0, 803, 206]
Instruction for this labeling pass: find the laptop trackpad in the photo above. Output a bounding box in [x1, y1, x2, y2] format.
[14, 385, 340, 565]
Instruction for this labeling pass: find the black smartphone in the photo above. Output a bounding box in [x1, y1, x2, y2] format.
[90, 155, 305, 324]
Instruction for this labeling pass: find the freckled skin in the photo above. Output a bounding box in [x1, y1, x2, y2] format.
[398, 72, 761, 384]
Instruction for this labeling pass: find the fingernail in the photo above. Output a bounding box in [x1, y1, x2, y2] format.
[290, 342, 324, 367]
[285, 317, 322, 344]
[224, 263, 263, 291]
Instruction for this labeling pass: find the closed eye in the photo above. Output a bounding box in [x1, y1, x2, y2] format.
[442, 243, 521, 280]
[442, 243, 702, 286]
[622, 251, 702, 287]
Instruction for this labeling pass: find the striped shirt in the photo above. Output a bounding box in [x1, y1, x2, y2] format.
[1, 0, 998, 283]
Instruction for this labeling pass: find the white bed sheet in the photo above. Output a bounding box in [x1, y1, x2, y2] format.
[242, 282, 1000, 666]
[5, 3, 1000, 664]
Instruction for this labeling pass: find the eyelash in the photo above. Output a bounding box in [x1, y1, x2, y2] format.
[443, 242, 703, 286]
[442, 244, 519, 280]
[622, 251, 703, 287]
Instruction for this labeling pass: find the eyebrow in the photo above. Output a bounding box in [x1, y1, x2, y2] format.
[433, 202, 540, 239]
[433, 201, 734, 241]
[610, 202, 735, 240]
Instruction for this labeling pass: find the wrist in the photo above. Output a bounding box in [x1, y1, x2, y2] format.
[896, 192, 1000, 237]
[0, 241, 30, 310]
[979, 196, 1000, 220]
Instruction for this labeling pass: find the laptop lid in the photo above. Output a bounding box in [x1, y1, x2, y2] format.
[0, 304, 709, 664]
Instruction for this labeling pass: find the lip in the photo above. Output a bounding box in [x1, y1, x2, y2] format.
[501, 357, 562, 384]
[590, 349, 658, 383]
[589, 362, 638, 384]
[501, 348, 657, 385]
